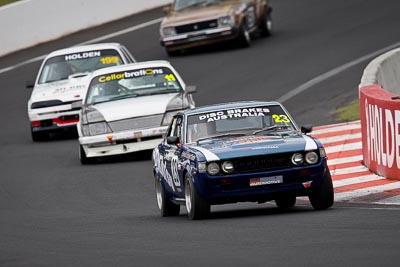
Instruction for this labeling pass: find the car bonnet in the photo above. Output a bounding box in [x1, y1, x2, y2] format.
[189, 134, 319, 161]
[90, 93, 180, 122]
[30, 77, 89, 102]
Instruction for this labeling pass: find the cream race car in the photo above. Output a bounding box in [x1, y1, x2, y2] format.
[27, 43, 135, 141]
[77, 61, 196, 164]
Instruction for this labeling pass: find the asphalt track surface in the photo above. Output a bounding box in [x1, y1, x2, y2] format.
[1, 1, 400, 266]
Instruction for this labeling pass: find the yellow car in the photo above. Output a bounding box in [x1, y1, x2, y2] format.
[160, 0, 273, 55]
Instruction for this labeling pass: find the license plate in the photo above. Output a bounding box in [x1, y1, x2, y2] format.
[189, 35, 207, 42]
[250, 176, 283, 187]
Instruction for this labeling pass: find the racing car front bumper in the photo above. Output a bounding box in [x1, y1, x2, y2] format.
[193, 159, 328, 205]
[29, 104, 80, 133]
[161, 26, 239, 50]
[79, 126, 168, 158]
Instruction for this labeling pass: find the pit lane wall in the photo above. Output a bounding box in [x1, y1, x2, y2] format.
[359, 48, 400, 180]
[0, 0, 171, 57]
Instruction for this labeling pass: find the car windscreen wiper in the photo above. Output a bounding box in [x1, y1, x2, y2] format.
[196, 133, 247, 144]
[68, 72, 90, 79]
[45, 78, 67, 83]
[138, 89, 181, 96]
[108, 94, 139, 101]
[252, 125, 293, 135]
[93, 94, 139, 104]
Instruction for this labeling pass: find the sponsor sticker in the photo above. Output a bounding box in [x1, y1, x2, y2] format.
[182, 151, 196, 161]
[198, 108, 271, 123]
[250, 176, 283, 187]
[65, 51, 101, 61]
[98, 68, 164, 83]
[230, 136, 279, 146]
[251, 145, 280, 150]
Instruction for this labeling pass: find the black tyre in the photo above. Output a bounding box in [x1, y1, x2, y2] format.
[237, 23, 251, 48]
[309, 169, 334, 210]
[185, 173, 210, 220]
[31, 129, 48, 142]
[155, 175, 180, 217]
[260, 10, 273, 37]
[275, 196, 296, 209]
[79, 145, 96, 165]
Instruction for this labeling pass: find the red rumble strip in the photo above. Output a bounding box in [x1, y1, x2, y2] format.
[312, 121, 400, 205]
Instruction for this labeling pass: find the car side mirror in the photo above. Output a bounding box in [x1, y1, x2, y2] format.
[71, 100, 83, 109]
[185, 85, 197, 94]
[163, 5, 172, 14]
[26, 80, 35, 89]
[167, 136, 180, 145]
[301, 125, 313, 134]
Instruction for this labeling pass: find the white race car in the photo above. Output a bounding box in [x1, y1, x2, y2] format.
[77, 60, 196, 164]
[27, 43, 136, 141]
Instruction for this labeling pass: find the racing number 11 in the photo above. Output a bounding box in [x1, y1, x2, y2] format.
[164, 74, 176, 82]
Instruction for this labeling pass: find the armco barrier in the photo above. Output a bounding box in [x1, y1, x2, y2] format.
[359, 85, 400, 179]
[0, 0, 171, 57]
[359, 46, 400, 180]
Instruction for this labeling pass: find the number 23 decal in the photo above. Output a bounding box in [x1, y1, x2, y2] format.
[272, 114, 291, 123]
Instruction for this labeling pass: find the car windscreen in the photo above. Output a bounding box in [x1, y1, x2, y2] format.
[186, 105, 296, 143]
[85, 67, 182, 105]
[173, 0, 225, 11]
[38, 49, 123, 84]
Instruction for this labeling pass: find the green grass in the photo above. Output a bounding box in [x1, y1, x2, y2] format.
[332, 100, 360, 122]
[0, 0, 20, 7]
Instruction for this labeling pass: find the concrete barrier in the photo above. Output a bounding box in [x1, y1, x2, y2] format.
[0, 0, 171, 57]
[359, 48, 400, 179]
[360, 48, 400, 95]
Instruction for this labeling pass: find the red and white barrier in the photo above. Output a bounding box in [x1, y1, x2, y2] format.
[313, 121, 400, 203]
[359, 46, 400, 180]
[359, 84, 400, 179]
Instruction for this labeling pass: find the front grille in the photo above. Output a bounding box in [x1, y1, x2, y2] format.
[232, 153, 294, 173]
[59, 114, 79, 121]
[175, 19, 218, 34]
[31, 100, 76, 109]
[115, 135, 163, 145]
[109, 114, 164, 132]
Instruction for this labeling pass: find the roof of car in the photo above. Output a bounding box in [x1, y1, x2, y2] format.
[88, 60, 174, 77]
[184, 101, 282, 115]
[45, 43, 125, 58]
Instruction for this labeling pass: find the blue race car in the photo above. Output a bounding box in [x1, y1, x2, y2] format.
[152, 101, 334, 219]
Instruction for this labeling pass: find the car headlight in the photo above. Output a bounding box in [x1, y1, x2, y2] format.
[85, 108, 106, 123]
[218, 15, 233, 27]
[82, 124, 90, 136]
[291, 153, 304, 166]
[88, 122, 112, 136]
[162, 27, 176, 37]
[207, 162, 220, 176]
[305, 151, 319, 165]
[222, 161, 234, 174]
